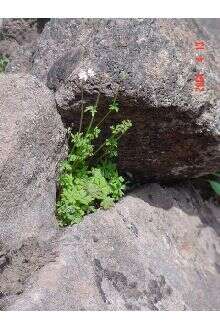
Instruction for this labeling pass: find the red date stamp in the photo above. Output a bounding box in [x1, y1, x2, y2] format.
[194, 40, 205, 91]
[195, 40, 205, 51]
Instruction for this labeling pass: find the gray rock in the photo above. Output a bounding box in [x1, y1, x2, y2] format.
[0, 19, 49, 73]
[2, 183, 220, 311]
[1, 19, 220, 312]
[195, 19, 220, 80]
[0, 19, 39, 45]
[0, 73, 66, 250]
[30, 18, 220, 180]
[5, 43, 36, 74]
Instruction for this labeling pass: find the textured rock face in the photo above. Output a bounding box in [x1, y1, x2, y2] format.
[1, 19, 220, 312]
[29, 18, 220, 180]
[196, 18, 220, 80]
[0, 74, 66, 249]
[1, 183, 220, 311]
[0, 19, 49, 73]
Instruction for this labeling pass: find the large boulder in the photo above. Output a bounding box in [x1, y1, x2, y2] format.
[0, 74, 66, 250]
[29, 18, 220, 180]
[2, 183, 220, 310]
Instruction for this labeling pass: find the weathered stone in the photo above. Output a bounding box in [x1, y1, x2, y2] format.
[3, 43, 36, 74]
[2, 183, 220, 311]
[0, 73, 66, 250]
[29, 18, 220, 180]
[1, 19, 220, 312]
[0, 19, 39, 45]
[0, 19, 49, 73]
[195, 18, 220, 80]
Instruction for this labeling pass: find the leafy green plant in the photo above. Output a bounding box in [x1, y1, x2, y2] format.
[0, 55, 9, 73]
[208, 172, 220, 196]
[56, 95, 132, 226]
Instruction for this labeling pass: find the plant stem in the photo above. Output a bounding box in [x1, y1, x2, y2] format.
[92, 131, 124, 162]
[92, 140, 106, 158]
[79, 86, 84, 133]
[96, 109, 111, 128]
[87, 92, 100, 132]
[87, 116, 94, 133]
[95, 92, 101, 108]
[96, 89, 119, 128]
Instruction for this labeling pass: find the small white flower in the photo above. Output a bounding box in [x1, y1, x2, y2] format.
[88, 68, 95, 77]
[78, 70, 88, 81]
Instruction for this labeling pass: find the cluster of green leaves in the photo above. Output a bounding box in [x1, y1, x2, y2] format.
[0, 55, 9, 73]
[208, 172, 220, 197]
[56, 97, 132, 226]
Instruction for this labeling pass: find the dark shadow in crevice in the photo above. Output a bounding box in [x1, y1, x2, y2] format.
[36, 19, 50, 34]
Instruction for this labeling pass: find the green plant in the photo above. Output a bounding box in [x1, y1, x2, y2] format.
[208, 172, 220, 196]
[56, 96, 132, 226]
[0, 55, 9, 73]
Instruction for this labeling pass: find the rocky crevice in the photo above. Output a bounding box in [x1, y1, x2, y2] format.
[0, 18, 220, 310]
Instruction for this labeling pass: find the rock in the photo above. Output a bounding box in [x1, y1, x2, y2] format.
[1, 183, 220, 310]
[1, 19, 220, 312]
[30, 18, 220, 180]
[0, 73, 66, 250]
[0, 256, 7, 270]
[0, 39, 19, 61]
[196, 19, 220, 47]
[195, 19, 220, 82]
[0, 19, 39, 45]
[0, 19, 49, 73]
[5, 43, 36, 74]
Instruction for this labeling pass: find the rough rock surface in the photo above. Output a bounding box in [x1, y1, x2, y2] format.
[1, 183, 220, 311]
[196, 18, 220, 81]
[29, 18, 220, 180]
[1, 19, 220, 312]
[0, 73, 66, 250]
[0, 19, 49, 73]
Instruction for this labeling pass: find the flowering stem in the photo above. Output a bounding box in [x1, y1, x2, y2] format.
[87, 92, 100, 132]
[93, 132, 124, 163]
[79, 86, 84, 133]
[96, 109, 111, 128]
